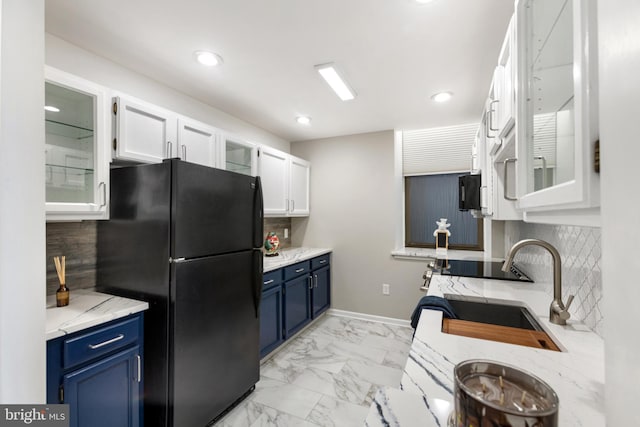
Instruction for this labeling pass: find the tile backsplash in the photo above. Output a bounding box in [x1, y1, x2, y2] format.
[263, 218, 292, 249]
[504, 221, 603, 337]
[46, 221, 98, 295]
[46, 217, 292, 295]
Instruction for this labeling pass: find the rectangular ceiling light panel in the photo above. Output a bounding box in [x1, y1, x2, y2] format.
[315, 64, 356, 101]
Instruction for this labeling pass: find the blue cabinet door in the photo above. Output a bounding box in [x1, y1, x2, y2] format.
[63, 346, 141, 427]
[283, 275, 311, 338]
[312, 265, 330, 318]
[260, 285, 283, 358]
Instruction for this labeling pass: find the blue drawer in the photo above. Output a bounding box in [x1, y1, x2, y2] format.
[263, 269, 283, 290]
[63, 316, 141, 370]
[284, 260, 311, 281]
[311, 254, 330, 270]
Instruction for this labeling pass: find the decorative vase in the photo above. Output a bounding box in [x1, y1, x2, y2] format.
[264, 232, 280, 257]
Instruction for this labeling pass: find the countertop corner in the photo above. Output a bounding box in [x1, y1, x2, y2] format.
[46, 289, 149, 341]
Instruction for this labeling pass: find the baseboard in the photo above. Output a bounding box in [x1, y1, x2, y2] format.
[327, 308, 411, 328]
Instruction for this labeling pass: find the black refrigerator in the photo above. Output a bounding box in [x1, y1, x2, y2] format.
[97, 159, 263, 427]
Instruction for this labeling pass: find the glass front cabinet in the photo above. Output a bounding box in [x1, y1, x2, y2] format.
[45, 67, 110, 220]
[220, 135, 258, 177]
[515, 0, 599, 226]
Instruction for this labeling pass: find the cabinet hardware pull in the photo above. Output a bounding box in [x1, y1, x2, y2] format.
[319, 260, 327, 264]
[533, 155, 548, 188]
[88, 334, 124, 350]
[295, 268, 305, 273]
[489, 100, 499, 131]
[485, 110, 495, 139]
[285, 198, 289, 213]
[59, 386, 64, 403]
[264, 279, 274, 285]
[308, 276, 313, 289]
[182, 144, 187, 160]
[98, 182, 107, 208]
[136, 355, 141, 383]
[503, 158, 518, 201]
[112, 102, 118, 115]
[314, 274, 318, 288]
[167, 141, 173, 159]
[291, 200, 295, 212]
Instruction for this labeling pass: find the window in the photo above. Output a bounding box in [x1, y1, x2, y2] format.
[405, 173, 483, 250]
[401, 124, 483, 251]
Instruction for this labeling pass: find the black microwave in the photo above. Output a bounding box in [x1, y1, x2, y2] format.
[458, 174, 481, 211]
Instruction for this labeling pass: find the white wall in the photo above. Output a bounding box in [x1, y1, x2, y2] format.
[598, 0, 640, 424]
[291, 131, 427, 320]
[45, 34, 290, 153]
[0, 0, 46, 402]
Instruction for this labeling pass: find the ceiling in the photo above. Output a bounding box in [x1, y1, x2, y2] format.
[45, 0, 513, 143]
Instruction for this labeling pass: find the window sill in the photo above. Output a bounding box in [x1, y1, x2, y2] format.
[391, 247, 488, 261]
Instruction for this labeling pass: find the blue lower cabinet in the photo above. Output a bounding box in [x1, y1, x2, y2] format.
[260, 254, 331, 358]
[283, 274, 312, 338]
[47, 313, 144, 427]
[63, 346, 140, 427]
[312, 265, 330, 318]
[259, 285, 283, 358]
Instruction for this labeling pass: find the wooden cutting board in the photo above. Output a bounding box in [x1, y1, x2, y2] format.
[442, 318, 561, 352]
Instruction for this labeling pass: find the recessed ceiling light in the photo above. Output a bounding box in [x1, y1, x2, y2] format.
[194, 50, 223, 67]
[44, 106, 60, 112]
[315, 63, 356, 101]
[431, 92, 453, 103]
[296, 116, 311, 125]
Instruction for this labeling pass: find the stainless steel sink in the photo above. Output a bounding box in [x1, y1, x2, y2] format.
[445, 296, 543, 331]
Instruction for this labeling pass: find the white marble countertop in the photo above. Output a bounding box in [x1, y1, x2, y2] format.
[365, 275, 605, 426]
[46, 289, 149, 341]
[263, 247, 332, 272]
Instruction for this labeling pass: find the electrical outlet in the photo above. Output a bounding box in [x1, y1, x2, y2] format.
[284, 228, 289, 239]
[382, 283, 390, 295]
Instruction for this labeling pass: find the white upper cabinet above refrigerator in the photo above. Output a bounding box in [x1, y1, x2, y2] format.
[220, 135, 258, 177]
[112, 95, 177, 163]
[177, 118, 219, 168]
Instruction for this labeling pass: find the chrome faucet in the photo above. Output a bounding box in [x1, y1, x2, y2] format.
[502, 239, 575, 325]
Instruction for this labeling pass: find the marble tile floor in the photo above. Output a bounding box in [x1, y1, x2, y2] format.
[218, 314, 413, 427]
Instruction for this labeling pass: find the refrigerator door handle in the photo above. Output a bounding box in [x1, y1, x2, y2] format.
[252, 249, 263, 318]
[253, 176, 264, 249]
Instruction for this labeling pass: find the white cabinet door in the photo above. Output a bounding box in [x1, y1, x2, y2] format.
[177, 118, 218, 167]
[289, 156, 310, 216]
[45, 66, 110, 220]
[221, 135, 257, 176]
[259, 146, 289, 216]
[515, 0, 599, 225]
[113, 96, 177, 163]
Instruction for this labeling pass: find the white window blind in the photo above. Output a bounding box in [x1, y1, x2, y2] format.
[402, 123, 479, 175]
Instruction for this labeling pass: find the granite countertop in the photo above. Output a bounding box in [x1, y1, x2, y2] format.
[46, 289, 149, 341]
[263, 247, 332, 272]
[365, 275, 605, 426]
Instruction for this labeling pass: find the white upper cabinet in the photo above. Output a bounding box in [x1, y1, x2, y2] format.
[259, 145, 289, 216]
[258, 145, 310, 217]
[112, 96, 177, 163]
[288, 156, 310, 216]
[45, 67, 110, 221]
[221, 135, 258, 176]
[496, 16, 516, 138]
[177, 118, 219, 167]
[515, 0, 599, 225]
